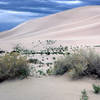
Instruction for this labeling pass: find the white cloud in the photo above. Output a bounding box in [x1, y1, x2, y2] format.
[55, 0, 82, 4]
[0, 1, 9, 5]
[0, 10, 35, 16]
[0, 9, 45, 23]
[0, 9, 45, 16]
[20, 7, 60, 12]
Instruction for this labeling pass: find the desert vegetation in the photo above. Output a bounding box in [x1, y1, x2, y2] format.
[0, 52, 30, 82]
[0, 41, 68, 81]
[80, 89, 88, 100]
[0, 40, 100, 84]
[92, 84, 100, 94]
[53, 47, 100, 79]
[79, 84, 100, 100]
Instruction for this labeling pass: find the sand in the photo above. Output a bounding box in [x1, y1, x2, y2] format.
[0, 75, 100, 100]
[0, 6, 100, 50]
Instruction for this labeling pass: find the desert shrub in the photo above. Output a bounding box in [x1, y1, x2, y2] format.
[45, 52, 51, 55]
[0, 50, 5, 54]
[42, 59, 44, 61]
[53, 48, 100, 79]
[68, 63, 87, 79]
[28, 58, 41, 64]
[46, 68, 53, 75]
[53, 57, 56, 60]
[46, 63, 52, 67]
[13, 44, 23, 53]
[53, 48, 88, 76]
[53, 56, 71, 75]
[0, 52, 30, 82]
[83, 49, 100, 77]
[92, 84, 100, 94]
[37, 70, 46, 76]
[80, 89, 88, 100]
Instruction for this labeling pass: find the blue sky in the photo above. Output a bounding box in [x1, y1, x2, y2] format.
[0, 0, 100, 32]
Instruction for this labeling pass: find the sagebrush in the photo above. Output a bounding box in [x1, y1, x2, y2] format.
[53, 48, 100, 79]
[0, 52, 30, 82]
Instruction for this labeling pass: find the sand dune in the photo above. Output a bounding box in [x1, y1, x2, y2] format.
[0, 6, 100, 49]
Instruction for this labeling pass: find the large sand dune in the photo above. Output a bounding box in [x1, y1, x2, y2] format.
[0, 6, 100, 50]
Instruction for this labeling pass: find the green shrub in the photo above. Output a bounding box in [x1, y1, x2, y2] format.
[69, 63, 87, 79]
[46, 68, 53, 75]
[92, 84, 100, 94]
[53, 48, 88, 76]
[13, 44, 23, 53]
[46, 63, 52, 67]
[80, 89, 88, 100]
[53, 57, 70, 75]
[37, 70, 46, 76]
[0, 52, 30, 82]
[45, 52, 50, 55]
[28, 58, 40, 64]
[53, 48, 100, 79]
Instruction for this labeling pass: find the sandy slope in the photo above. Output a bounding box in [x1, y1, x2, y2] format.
[0, 75, 100, 100]
[0, 6, 100, 50]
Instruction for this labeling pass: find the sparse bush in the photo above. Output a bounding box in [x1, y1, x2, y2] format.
[53, 48, 87, 76]
[28, 58, 41, 64]
[80, 89, 88, 100]
[46, 63, 52, 67]
[53, 57, 56, 60]
[53, 48, 100, 79]
[37, 70, 46, 76]
[92, 84, 100, 94]
[0, 50, 5, 54]
[13, 44, 23, 53]
[53, 57, 71, 75]
[46, 68, 53, 75]
[42, 59, 44, 61]
[0, 52, 30, 82]
[69, 63, 87, 79]
[45, 52, 50, 55]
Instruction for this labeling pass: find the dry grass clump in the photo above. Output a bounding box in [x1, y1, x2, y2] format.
[0, 52, 30, 82]
[53, 48, 100, 79]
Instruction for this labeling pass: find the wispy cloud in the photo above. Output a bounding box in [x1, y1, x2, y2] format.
[54, 0, 82, 5]
[1, 10, 39, 16]
[0, 9, 46, 23]
[20, 7, 60, 12]
[0, 1, 9, 5]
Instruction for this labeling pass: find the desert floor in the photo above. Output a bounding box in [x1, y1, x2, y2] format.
[0, 75, 100, 100]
